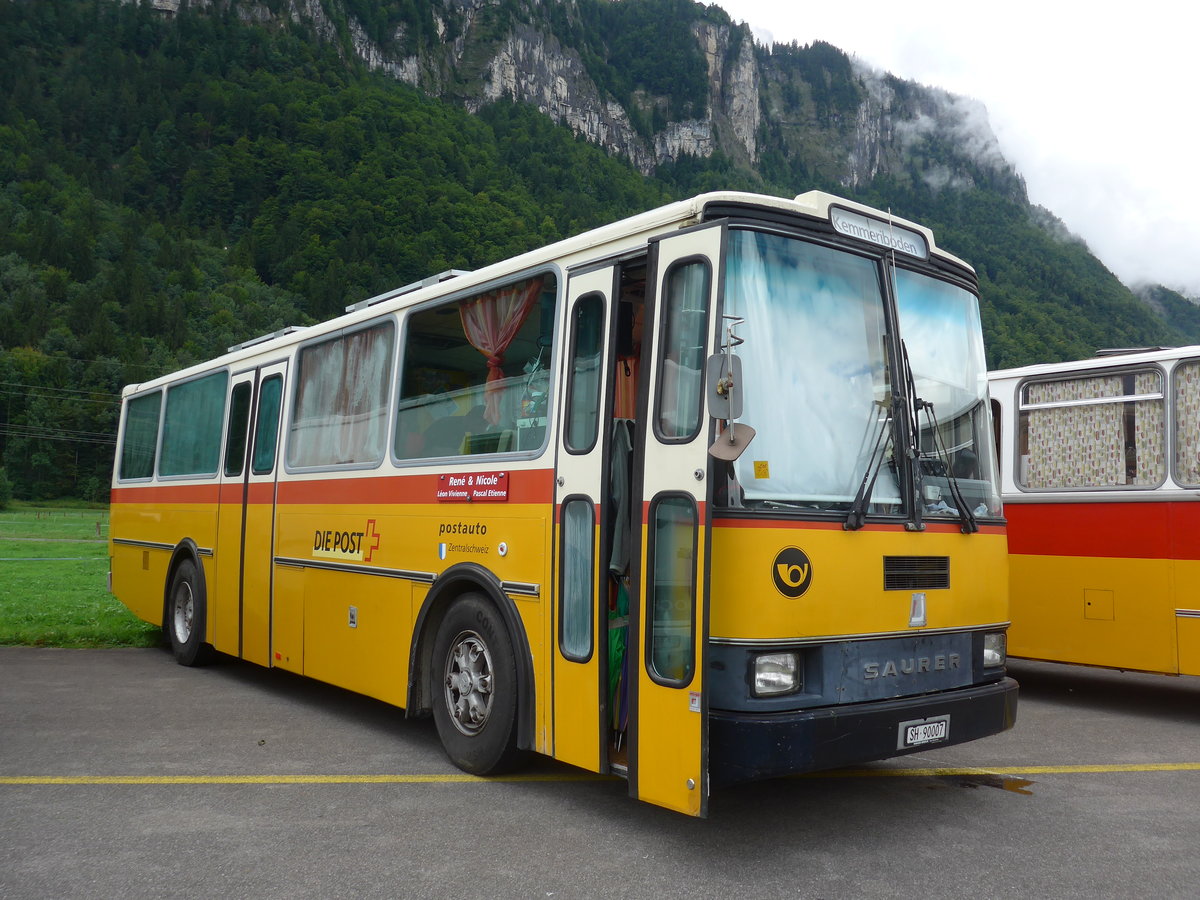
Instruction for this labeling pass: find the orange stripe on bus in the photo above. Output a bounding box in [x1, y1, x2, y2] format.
[277, 471, 555, 505]
[114, 470, 556, 507]
[110, 484, 221, 504]
[212, 482, 278, 505]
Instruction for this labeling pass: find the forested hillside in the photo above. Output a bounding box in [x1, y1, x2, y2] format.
[1, 0, 1196, 501]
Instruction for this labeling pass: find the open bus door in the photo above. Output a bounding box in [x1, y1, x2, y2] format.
[551, 264, 616, 771]
[629, 221, 724, 817]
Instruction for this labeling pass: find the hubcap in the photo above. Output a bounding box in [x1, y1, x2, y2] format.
[172, 581, 194, 645]
[442, 631, 494, 737]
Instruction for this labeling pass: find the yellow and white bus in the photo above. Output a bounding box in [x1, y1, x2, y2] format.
[110, 191, 1017, 816]
[991, 347, 1200, 676]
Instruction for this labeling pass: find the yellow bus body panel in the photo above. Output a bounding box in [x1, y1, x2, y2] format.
[548, 516, 604, 772]
[709, 524, 1009, 640]
[272, 501, 550, 745]
[110, 499, 218, 627]
[1175, 562, 1200, 676]
[1008, 553, 1178, 673]
[632, 522, 705, 818]
[110, 493, 554, 753]
[240, 499, 275, 666]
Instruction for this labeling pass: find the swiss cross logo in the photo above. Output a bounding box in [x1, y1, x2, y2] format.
[364, 519, 381, 563]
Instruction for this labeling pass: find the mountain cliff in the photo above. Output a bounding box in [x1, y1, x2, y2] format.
[144, 0, 1026, 204]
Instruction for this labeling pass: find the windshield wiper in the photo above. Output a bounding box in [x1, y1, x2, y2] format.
[919, 399, 979, 534]
[844, 398, 894, 532]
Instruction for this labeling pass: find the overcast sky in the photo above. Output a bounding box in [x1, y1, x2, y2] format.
[714, 0, 1199, 297]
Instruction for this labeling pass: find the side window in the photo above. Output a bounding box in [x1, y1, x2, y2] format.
[289, 321, 395, 469]
[224, 382, 252, 478]
[252, 374, 284, 475]
[395, 273, 558, 459]
[559, 498, 595, 661]
[119, 391, 162, 480]
[1174, 360, 1200, 486]
[565, 293, 605, 453]
[160, 371, 229, 477]
[1018, 369, 1164, 489]
[646, 494, 697, 685]
[655, 261, 710, 441]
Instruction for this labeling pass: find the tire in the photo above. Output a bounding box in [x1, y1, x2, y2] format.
[165, 558, 214, 667]
[431, 593, 525, 775]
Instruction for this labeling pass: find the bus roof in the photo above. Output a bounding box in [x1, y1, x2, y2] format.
[123, 190, 972, 397]
[990, 345, 1200, 382]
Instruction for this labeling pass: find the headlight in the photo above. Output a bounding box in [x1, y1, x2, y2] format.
[753, 652, 801, 696]
[983, 632, 1007, 668]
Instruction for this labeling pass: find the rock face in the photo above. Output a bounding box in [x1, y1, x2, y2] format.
[472, 22, 657, 172]
[142, 0, 1021, 195]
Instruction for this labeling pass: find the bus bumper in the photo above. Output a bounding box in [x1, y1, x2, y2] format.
[708, 676, 1018, 788]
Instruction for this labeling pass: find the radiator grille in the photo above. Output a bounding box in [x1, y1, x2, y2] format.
[883, 556, 950, 590]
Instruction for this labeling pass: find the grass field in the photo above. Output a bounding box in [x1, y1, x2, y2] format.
[0, 507, 161, 648]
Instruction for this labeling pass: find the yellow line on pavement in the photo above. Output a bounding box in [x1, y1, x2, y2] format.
[2, 763, 1199, 786]
[0, 772, 612, 785]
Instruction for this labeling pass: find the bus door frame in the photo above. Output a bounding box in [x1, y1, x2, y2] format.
[213, 360, 287, 665]
[629, 220, 724, 817]
[242, 359, 287, 667]
[213, 368, 259, 656]
[551, 263, 617, 772]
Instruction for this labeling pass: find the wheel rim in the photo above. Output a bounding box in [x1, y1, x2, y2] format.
[442, 630, 495, 737]
[172, 580, 194, 645]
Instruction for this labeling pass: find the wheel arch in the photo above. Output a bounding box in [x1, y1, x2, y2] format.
[407, 562, 536, 752]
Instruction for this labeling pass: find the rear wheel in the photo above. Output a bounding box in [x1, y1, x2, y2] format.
[431, 593, 525, 775]
[166, 558, 214, 667]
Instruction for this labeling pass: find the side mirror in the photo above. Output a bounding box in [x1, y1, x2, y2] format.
[705, 354, 742, 420]
[705, 353, 755, 461]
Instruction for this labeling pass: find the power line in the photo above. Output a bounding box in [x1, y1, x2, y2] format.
[3, 423, 114, 439]
[0, 424, 116, 446]
[0, 381, 121, 399]
[0, 389, 119, 408]
[0, 349, 170, 376]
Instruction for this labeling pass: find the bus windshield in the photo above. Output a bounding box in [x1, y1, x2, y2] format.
[723, 229, 1001, 520]
[894, 268, 1002, 519]
[724, 229, 900, 512]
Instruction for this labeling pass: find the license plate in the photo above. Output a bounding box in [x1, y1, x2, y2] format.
[898, 714, 950, 749]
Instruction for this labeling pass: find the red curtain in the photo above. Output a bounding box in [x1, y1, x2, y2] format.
[459, 277, 543, 425]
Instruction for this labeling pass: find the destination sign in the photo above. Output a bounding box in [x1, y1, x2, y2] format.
[830, 207, 929, 259]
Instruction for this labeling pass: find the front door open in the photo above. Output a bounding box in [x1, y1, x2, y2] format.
[629, 221, 724, 816]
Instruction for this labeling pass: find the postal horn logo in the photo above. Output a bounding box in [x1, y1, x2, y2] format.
[772, 546, 813, 598]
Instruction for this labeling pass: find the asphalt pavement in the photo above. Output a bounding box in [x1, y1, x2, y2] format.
[3, 646, 1200, 899]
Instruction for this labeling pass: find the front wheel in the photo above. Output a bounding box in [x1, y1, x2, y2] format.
[166, 558, 214, 667]
[431, 593, 525, 775]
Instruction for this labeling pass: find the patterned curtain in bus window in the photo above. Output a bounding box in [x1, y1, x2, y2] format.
[336, 325, 393, 464]
[459, 278, 543, 426]
[1133, 370, 1165, 485]
[290, 321, 394, 468]
[1023, 377, 1123, 488]
[1175, 362, 1200, 485]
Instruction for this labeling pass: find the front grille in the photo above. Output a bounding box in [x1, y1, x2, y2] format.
[884, 556, 950, 590]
